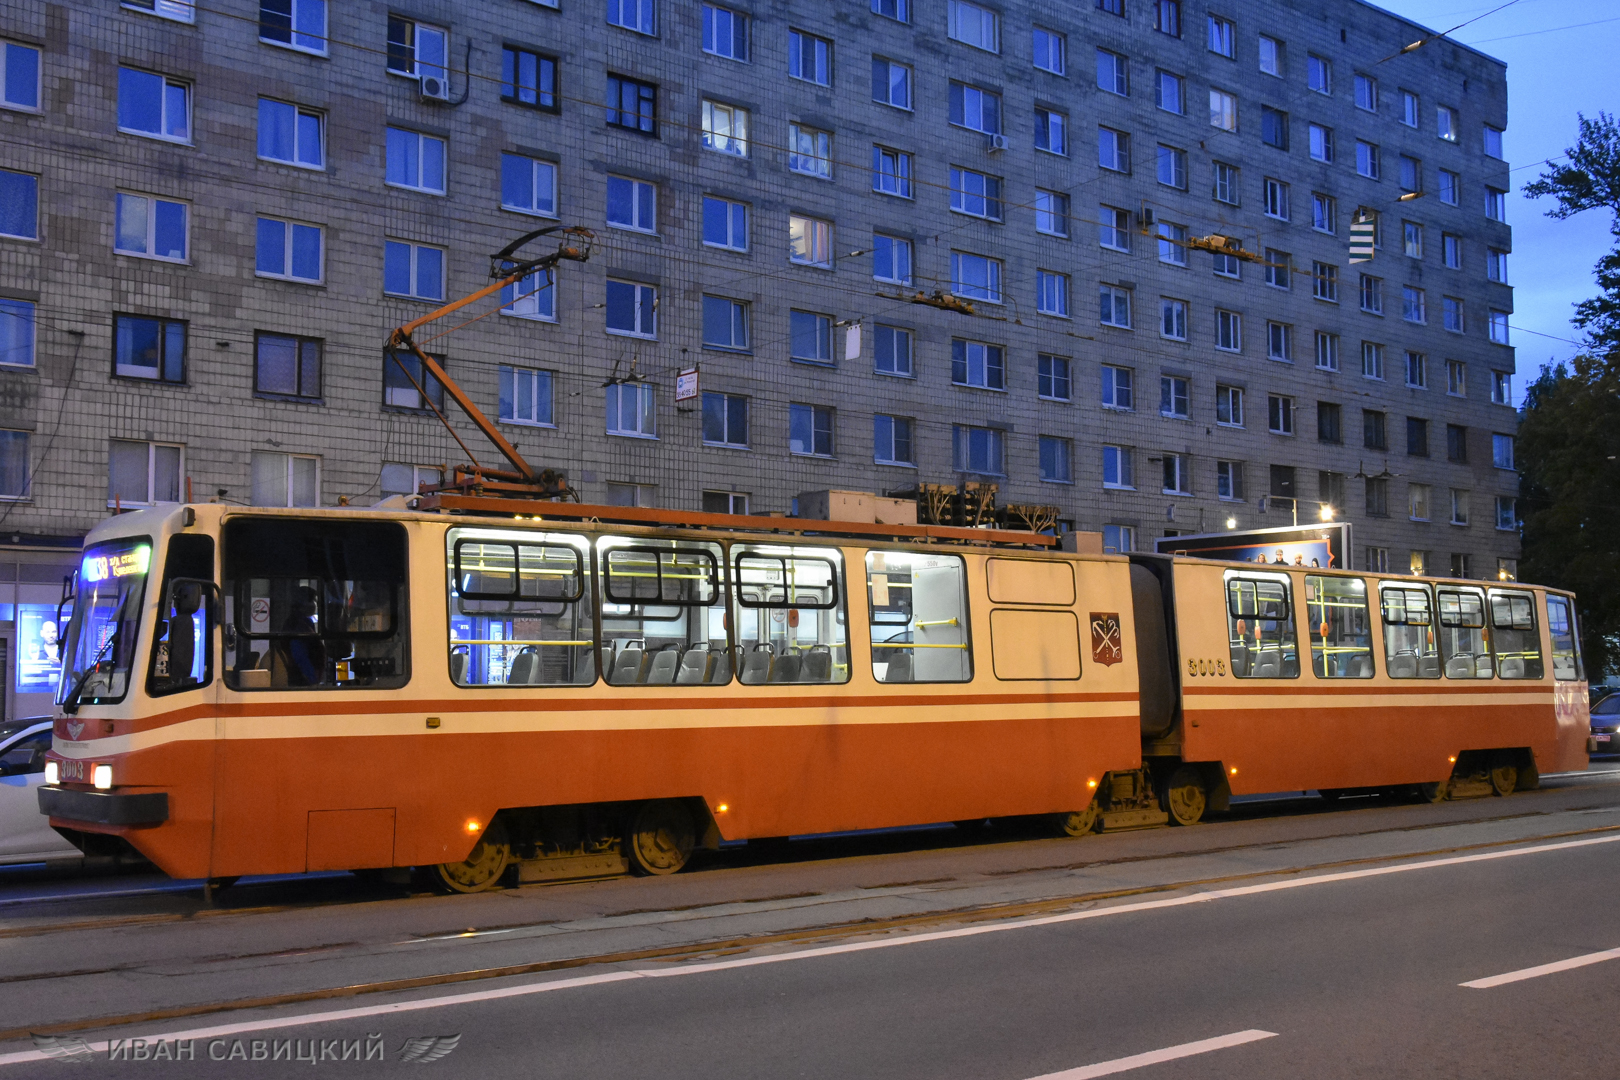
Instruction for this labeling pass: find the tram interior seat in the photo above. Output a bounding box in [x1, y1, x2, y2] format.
[1388, 652, 1418, 679]
[1445, 655, 1475, 679]
[740, 644, 773, 685]
[770, 650, 802, 683]
[801, 645, 832, 683]
[450, 650, 468, 684]
[507, 648, 539, 685]
[1347, 654, 1372, 678]
[1229, 643, 1251, 677]
[885, 651, 914, 683]
[1500, 656, 1525, 679]
[676, 646, 712, 684]
[1419, 655, 1441, 678]
[611, 643, 648, 684]
[1252, 649, 1282, 678]
[708, 648, 732, 684]
[645, 646, 681, 685]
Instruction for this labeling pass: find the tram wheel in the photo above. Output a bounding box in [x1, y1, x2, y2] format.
[624, 800, 696, 876]
[431, 818, 511, 894]
[1053, 801, 1100, 838]
[1489, 759, 1519, 797]
[1416, 779, 1449, 804]
[1163, 765, 1208, 827]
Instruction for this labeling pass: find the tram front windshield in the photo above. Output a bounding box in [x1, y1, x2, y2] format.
[58, 538, 151, 706]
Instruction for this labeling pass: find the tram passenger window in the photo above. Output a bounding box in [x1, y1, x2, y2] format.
[448, 530, 593, 686]
[223, 518, 409, 690]
[1225, 575, 1298, 678]
[1304, 576, 1373, 678]
[1380, 586, 1440, 678]
[600, 539, 729, 686]
[732, 544, 849, 684]
[148, 533, 215, 696]
[1436, 589, 1492, 679]
[1488, 590, 1543, 679]
[1547, 596, 1583, 681]
[866, 551, 971, 683]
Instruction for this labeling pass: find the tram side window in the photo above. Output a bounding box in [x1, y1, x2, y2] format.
[866, 551, 971, 684]
[1437, 589, 1492, 679]
[223, 518, 409, 690]
[601, 539, 730, 686]
[1547, 596, 1583, 681]
[1226, 576, 1299, 678]
[1488, 590, 1543, 680]
[1380, 586, 1440, 678]
[148, 533, 216, 696]
[1304, 575, 1373, 678]
[449, 531, 593, 686]
[733, 545, 849, 684]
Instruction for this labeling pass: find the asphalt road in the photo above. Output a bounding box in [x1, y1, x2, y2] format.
[3, 768, 1620, 1077]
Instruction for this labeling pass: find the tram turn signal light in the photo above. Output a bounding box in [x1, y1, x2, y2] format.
[716, 804, 729, 813]
[465, 819, 482, 835]
[1087, 779, 1098, 789]
[43, 761, 58, 786]
[92, 764, 113, 790]
[1448, 756, 1457, 763]
[1229, 767, 1239, 776]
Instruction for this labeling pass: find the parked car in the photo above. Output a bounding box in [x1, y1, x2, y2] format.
[1590, 695, 1620, 756]
[0, 719, 84, 865]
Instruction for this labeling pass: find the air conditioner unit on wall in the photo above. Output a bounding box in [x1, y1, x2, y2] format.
[987, 132, 1009, 152]
[419, 74, 450, 101]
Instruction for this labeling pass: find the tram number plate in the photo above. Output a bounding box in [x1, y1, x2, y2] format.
[1186, 657, 1227, 678]
[54, 758, 85, 782]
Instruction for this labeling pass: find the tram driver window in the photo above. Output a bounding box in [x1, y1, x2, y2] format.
[1436, 588, 1492, 679]
[866, 551, 972, 683]
[1488, 590, 1543, 679]
[223, 518, 409, 690]
[732, 545, 849, 685]
[1547, 596, 1583, 681]
[1304, 575, 1373, 678]
[1380, 586, 1440, 678]
[600, 539, 731, 686]
[1225, 575, 1299, 678]
[449, 530, 594, 686]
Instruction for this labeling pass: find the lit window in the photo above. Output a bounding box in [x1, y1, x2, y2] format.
[789, 214, 832, 267]
[702, 101, 749, 156]
[1437, 105, 1458, 142]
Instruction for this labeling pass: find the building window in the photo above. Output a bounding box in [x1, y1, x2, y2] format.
[0, 298, 33, 368]
[1212, 161, 1239, 204]
[1437, 105, 1458, 142]
[1364, 477, 1389, 518]
[0, 429, 26, 499]
[606, 75, 657, 133]
[1312, 262, 1338, 302]
[0, 168, 37, 239]
[605, 280, 657, 337]
[0, 42, 39, 113]
[1315, 332, 1340, 371]
[702, 195, 748, 250]
[1360, 343, 1385, 382]
[383, 351, 446, 411]
[109, 440, 182, 507]
[1099, 127, 1130, 172]
[386, 16, 447, 80]
[1264, 249, 1290, 289]
[1402, 220, 1423, 259]
[701, 391, 749, 448]
[380, 463, 443, 499]
[1267, 321, 1292, 362]
[1209, 89, 1237, 131]
[1355, 140, 1380, 180]
[1038, 436, 1072, 484]
[500, 366, 555, 427]
[1155, 0, 1181, 37]
[1483, 124, 1505, 159]
[950, 166, 1003, 220]
[115, 193, 188, 261]
[875, 324, 914, 376]
[255, 216, 322, 283]
[1157, 145, 1187, 189]
[1037, 270, 1070, 317]
[952, 339, 1005, 390]
[1488, 249, 1508, 283]
[1398, 155, 1423, 196]
[1034, 27, 1067, 74]
[1495, 496, 1517, 531]
[1213, 244, 1242, 279]
[1312, 193, 1336, 234]
[1258, 35, 1281, 77]
[788, 28, 832, 86]
[1160, 375, 1190, 418]
[250, 451, 320, 508]
[1103, 524, 1136, 554]
[1409, 484, 1431, 522]
[1162, 453, 1192, 495]
[953, 425, 1005, 475]
[702, 101, 749, 156]
[952, 252, 1003, 303]
[1317, 402, 1342, 444]
[1038, 354, 1072, 401]
[1100, 285, 1132, 328]
[1216, 309, 1242, 351]
[787, 124, 831, 178]
[1208, 15, 1233, 57]
[1399, 89, 1419, 128]
[1439, 169, 1460, 206]
[1261, 107, 1289, 150]
[871, 147, 914, 199]
[790, 215, 833, 268]
[1490, 310, 1510, 344]
[949, 82, 1002, 134]
[1035, 190, 1071, 237]
[385, 128, 446, 194]
[1363, 409, 1387, 450]
[1365, 546, 1389, 572]
[1159, 222, 1188, 265]
[703, 3, 749, 61]
[1486, 187, 1506, 222]
[1218, 460, 1244, 500]
[606, 175, 657, 232]
[873, 57, 912, 109]
[873, 233, 913, 285]
[702, 295, 750, 351]
[1355, 72, 1376, 110]
[502, 46, 558, 110]
[1403, 286, 1426, 324]
[1360, 274, 1383, 315]
[123, 0, 195, 24]
[790, 403, 834, 457]
[608, 0, 656, 35]
[1101, 365, 1134, 410]
[1098, 205, 1130, 251]
[1268, 394, 1294, 435]
[872, 0, 911, 23]
[605, 482, 657, 507]
[1405, 350, 1427, 389]
[790, 310, 833, 365]
[1492, 433, 1515, 470]
[874, 414, 914, 465]
[1156, 70, 1184, 113]
[1103, 445, 1135, 489]
[1216, 384, 1243, 427]
[1161, 298, 1188, 340]
[948, 0, 1000, 53]
[1441, 233, 1462, 270]
[257, 99, 324, 169]
[1491, 371, 1512, 405]
[1305, 53, 1330, 93]
[1036, 109, 1068, 156]
[1096, 48, 1127, 95]
[606, 381, 657, 438]
[501, 154, 558, 217]
[117, 68, 190, 142]
[500, 271, 555, 321]
[114, 314, 186, 383]
[383, 240, 444, 301]
[1447, 422, 1468, 462]
[1309, 123, 1334, 163]
[254, 333, 321, 400]
[1406, 416, 1429, 457]
[1443, 297, 1465, 334]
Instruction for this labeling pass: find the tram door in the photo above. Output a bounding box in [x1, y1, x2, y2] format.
[913, 562, 970, 681]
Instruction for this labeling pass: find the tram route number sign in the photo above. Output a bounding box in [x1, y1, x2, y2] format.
[1090, 613, 1122, 666]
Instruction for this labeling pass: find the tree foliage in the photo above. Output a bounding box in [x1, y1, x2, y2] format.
[1526, 112, 1620, 357]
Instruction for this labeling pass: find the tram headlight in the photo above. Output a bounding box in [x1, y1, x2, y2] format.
[43, 761, 58, 786]
[92, 764, 113, 791]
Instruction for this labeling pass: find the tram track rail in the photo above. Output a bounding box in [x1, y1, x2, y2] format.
[4, 816, 1619, 1043]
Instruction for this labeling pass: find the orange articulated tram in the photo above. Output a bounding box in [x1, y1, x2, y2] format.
[37, 499, 1590, 893]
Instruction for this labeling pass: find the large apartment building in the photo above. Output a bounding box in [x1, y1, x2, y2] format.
[0, 0, 1520, 704]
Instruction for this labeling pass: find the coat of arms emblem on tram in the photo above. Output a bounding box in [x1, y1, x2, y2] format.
[1090, 613, 1122, 666]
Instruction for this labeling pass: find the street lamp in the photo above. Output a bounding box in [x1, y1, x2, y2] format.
[1225, 517, 1238, 530]
[1319, 504, 1335, 522]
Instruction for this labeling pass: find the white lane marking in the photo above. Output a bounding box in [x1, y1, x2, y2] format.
[1461, 946, 1620, 989]
[1, 832, 1618, 1067]
[1023, 1030, 1278, 1080]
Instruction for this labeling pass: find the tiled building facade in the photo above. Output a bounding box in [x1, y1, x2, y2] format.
[0, 0, 1519, 584]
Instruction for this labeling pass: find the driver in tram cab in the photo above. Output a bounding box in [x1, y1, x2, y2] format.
[275, 586, 327, 687]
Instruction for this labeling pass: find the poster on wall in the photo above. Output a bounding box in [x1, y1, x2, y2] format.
[17, 604, 63, 694]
